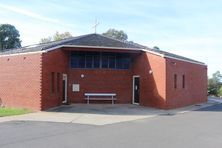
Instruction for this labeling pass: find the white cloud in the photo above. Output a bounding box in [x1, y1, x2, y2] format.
[0, 4, 59, 23]
[0, 3, 75, 29]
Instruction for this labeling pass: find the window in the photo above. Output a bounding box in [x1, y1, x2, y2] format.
[70, 53, 79, 68]
[94, 54, 100, 68]
[85, 55, 93, 68]
[51, 72, 55, 94]
[108, 56, 116, 68]
[79, 52, 86, 68]
[174, 74, 177, 89]
[122, 57, 130, 69]
[57, 73, 60, 93]
[182, 75, 185, 88]
[70, 51, 131, 69]
[101, 53, 109, 68]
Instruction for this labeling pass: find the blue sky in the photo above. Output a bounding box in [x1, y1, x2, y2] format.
[0, 0, 221, 76]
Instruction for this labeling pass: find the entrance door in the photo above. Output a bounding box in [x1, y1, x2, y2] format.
[133, 76, 140, 104]
[62, 74, 68, 104]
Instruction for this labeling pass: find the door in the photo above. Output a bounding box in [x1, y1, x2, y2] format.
[62, 74, 68, 103]
[133, 76, 140, 104]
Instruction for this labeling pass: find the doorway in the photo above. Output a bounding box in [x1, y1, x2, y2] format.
[133, 76, 140, 104]
[62, 74, 68, 104]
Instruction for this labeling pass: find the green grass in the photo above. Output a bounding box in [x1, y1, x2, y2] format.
[0, 108, 32, 117]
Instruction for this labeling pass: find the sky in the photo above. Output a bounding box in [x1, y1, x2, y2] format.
[0, 0, 221, 76]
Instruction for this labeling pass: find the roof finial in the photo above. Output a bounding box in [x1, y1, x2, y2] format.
[92, 18, 99, 34]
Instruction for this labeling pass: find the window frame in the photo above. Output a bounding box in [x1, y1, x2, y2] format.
[70, 51, 131, 70]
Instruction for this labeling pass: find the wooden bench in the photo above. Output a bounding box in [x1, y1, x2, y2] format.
[84, 93, 117, 104]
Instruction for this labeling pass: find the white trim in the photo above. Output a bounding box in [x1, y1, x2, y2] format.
[62, 74, 68, 104]
[0, 50, 45, 57]
[142, 48, 206, 66]
[132, 75, 140, 105]
[142, 48, 165, 57]
[45, 45, 143, 52]
[163, 55, 206, 66]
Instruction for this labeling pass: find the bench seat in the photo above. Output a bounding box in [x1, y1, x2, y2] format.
[84, 93, 117, 104]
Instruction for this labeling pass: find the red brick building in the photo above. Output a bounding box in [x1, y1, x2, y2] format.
[0, 34, 207, 110]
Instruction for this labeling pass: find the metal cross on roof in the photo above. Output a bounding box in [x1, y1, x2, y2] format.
[92, 19, 99, 33]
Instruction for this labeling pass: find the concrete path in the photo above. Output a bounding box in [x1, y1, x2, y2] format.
[0, 99, 220, 125]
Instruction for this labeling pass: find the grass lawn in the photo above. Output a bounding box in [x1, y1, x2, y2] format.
[0, 108, 32, 117]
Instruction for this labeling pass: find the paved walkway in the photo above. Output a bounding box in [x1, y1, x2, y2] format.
[0, 98, 220, 125]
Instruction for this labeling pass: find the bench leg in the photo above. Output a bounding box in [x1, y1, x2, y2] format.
[112, 96, 114, 105]
[87, 96, 89, 104]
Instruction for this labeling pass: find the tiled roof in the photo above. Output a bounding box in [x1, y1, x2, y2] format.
[0, 33, 205, 65]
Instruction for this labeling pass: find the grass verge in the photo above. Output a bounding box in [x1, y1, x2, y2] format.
[0, 108, 32, 117]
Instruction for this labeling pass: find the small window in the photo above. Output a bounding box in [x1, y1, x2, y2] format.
[57, 73, 60, 93]
[122, 58, 130, 69]
[101, 54, 109, 68]
[85, 55, 93, 68]
[109, 56, 116, 68]
[70, 53, 79, 68]
[79, 55, 86, 68]
[174, 74, 177, 89]
[51, 72, 55, 94]
[182, 75, 185, 88]
[94, 54, 100, 68]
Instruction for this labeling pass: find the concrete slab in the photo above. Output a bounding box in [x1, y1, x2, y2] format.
[0, 99, 219, 125]
[0, 104, 163, 125]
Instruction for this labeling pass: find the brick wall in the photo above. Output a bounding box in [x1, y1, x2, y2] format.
[0, 48, 207, 111]
[132, 52, 167, 109]
[0, 53, 42, 110]
[41, 48, 136, 106]
[68, 69, 132, 104]
[41, 49, 68, 110]
[165, 58, 208, 109]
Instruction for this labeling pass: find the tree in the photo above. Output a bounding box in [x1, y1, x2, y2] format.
[40, 31, 72, 44]
[102, 29, 128, 41]
[218, 86, 222, 97]
[153, 46, 160, 50]
[40, 37, 52, 44]
[208, 71, 222, 96]
[0, 24, 21, 51]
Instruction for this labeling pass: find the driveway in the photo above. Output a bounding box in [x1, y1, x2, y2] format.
[0, 101, 222, 148]
[0, 99, 218, 125]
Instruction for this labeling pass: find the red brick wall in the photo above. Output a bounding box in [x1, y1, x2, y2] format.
[0, 53, 42, 110]
[165, 58, 208, 109]
[132, 52, 167, 108]
[68, 69, 132, 104]
[41, 49, 68, 110]
[41, 48, 134, 106]
[0, 48, 208, 110]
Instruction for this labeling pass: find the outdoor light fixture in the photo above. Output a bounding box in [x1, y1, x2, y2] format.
[81, 74, 84, 78]
[149, 70, 153, 74]
[171, 62, 176, 65]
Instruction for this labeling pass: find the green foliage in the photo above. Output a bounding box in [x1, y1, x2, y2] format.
[40, 37, 52, 44]
[208, 71, 222, 96]
[153, 46, 160, 50]
[0, 108, 32, 117]
[40, 31, 72, 44]
[0, 24, 21, 51]
[102, 29, 128, 41]
[218, 86, 222, 97]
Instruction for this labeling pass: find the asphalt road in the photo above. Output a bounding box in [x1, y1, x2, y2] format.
[1, 104, 222, 148]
